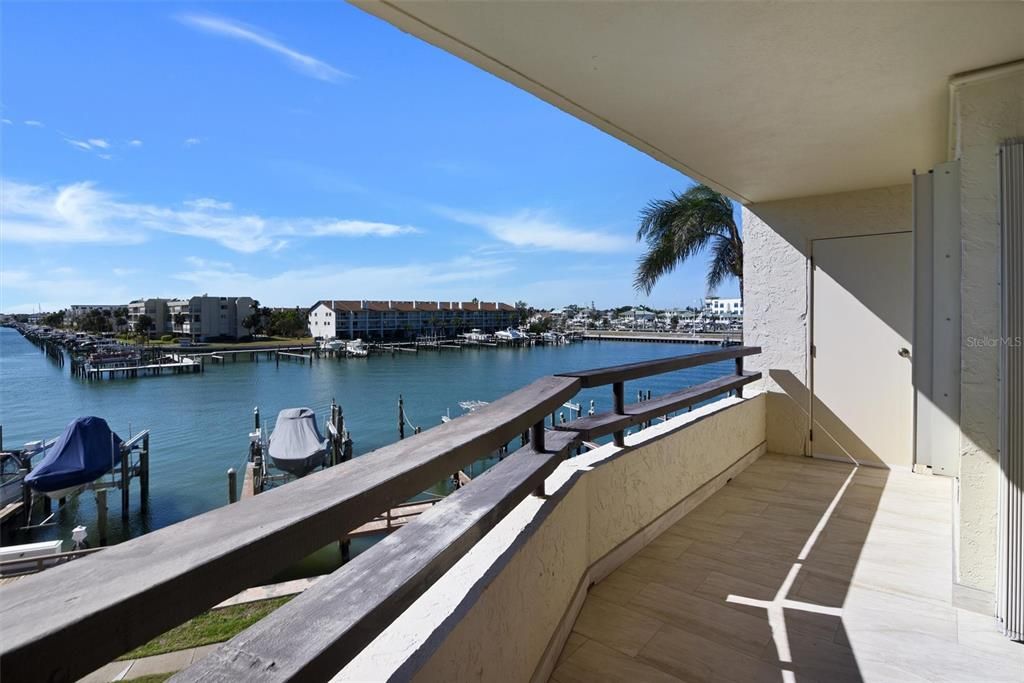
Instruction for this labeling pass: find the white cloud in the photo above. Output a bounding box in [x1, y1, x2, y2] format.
[184, 137, 201, 146]
[437, 207, 631, 254]
[172, 256, 516, 306]
[1, 178, 420, 253]
[2, 267, 135, 313]
[129, 139, 143, 147]
[97, 154, 113, 160]
[23, 120, 44, 127]
[87, 138, 110, 149]
[184, 198, 233, 211]
[65, 138, 93, 151]
[1, 118, 12, 125]
[178, 14, 349, 83]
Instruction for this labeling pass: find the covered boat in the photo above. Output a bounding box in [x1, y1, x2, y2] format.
[268, 408, 328, 476]
[24, 417, 123, 499]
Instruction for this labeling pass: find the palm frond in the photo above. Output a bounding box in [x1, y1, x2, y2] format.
[632, 184, 742, 296]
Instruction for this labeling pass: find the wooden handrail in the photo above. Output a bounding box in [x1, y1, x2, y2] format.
[179, 430, 579, 681]
[0, 347, 761, 682]
[0, 375, 580, 683]
[556, 345, 761, 387]
[555, 372, 762, 441]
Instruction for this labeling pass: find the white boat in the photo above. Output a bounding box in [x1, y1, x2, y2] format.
[346, 339, 368, 357]
[321, 338, 346, 352]
[462, 328, 490, 343]
[495, 327, 526, 342]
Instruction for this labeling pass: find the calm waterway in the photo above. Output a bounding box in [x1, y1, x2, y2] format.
[0, 326, 732, 574]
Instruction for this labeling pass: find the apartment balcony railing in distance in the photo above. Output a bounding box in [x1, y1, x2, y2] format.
[0, 346, 760, 682]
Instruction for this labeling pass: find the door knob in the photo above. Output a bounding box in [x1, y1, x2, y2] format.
[898, 347, 911, 358]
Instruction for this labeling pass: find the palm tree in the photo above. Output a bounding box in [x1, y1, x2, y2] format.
[633, 184, 743, 301]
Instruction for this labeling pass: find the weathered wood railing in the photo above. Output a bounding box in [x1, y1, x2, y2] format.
[0, 346, 759, 682]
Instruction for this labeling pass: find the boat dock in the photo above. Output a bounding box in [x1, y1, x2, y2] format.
[583, 331, 742, 345]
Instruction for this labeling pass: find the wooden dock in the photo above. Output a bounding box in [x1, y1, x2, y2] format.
[346, 499, 440, 537]
[582, 331, 741, 345]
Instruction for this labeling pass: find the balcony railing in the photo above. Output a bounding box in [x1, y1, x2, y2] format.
[0, 346, 760, 682]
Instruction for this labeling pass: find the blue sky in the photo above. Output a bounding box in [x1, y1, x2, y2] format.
[0, 1, 739, 313]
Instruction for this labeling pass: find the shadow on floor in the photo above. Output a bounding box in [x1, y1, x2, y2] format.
[552, 453, 885, 682]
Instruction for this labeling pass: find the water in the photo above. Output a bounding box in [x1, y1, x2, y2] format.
[0, 327, 733, 572]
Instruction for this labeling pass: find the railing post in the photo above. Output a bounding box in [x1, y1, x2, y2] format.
[531, 419, 546, 453]
[613, 381, 626, 447]
[735, 356, 745, 397]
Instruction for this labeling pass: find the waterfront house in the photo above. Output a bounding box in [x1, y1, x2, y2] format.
[703, 297, 743, 320]
[3, 4, 1022, 682]
[308, 299, 519, 340]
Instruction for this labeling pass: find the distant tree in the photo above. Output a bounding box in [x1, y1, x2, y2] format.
[41, 311, 65, 328]
[172, 312, 189, 331]
[134, 314, 154, 339]
[451, 316, 464, 335]
[670, 314, 680, 331]
[267, 308, 307, 338]
[515, 300, 530, 325]
[80, 309, 112, 333]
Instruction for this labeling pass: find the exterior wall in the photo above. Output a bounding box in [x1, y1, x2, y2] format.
[337, 394, 767, 682]
[742, 185, 912, 457]
[952, 67, 1024, 595]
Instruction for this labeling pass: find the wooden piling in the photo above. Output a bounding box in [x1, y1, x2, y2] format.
[139, 434, 149, 512]
[119, 439, 130, 521]
[96, 488, 108, 545]
[227, 468, 237, 504]
[398, 395, 405, 440]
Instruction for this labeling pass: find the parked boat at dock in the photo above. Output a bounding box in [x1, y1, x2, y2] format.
[24, 417, 123, 500]
[346, 339, 369, 357]
[268, 408, 328, 477]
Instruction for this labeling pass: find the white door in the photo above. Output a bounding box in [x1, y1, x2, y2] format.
[812, 232, 914, 468]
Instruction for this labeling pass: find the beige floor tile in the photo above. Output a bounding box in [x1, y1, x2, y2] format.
[552, 639, 684, 683]
[637, 622, 783, 683]
[627, 581, 773, 656]
[554, 632, 588, 668]
[571, 595, 663, 657]
[588, 569, 650, 607]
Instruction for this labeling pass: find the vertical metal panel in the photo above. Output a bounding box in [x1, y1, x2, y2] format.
[998, 139, 1024, 641]
[912, 162, 960, 476]
[931, 162, 962, 477]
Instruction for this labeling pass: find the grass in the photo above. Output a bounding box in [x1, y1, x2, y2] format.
[118, 597, 292, 660]
[123, 675, 174, 683]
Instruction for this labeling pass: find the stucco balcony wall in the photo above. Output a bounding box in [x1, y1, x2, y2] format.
[336, 393, 767, 682]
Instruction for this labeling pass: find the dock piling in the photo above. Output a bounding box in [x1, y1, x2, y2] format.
[96, 488, 108, 545]
[227, 468, 237, 504]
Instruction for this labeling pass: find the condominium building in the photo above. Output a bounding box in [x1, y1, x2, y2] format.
[308, 300, 519, 340]
[128, 296, 254, 340]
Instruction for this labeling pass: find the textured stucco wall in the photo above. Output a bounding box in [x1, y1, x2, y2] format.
[743, 186, 912, 456]
[953, 67, 1024, 594]
[336, 394, 766, 682]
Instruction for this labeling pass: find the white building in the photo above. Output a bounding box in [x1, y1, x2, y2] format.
[309, 300, 519, 340]
[703, 297, 743, 318]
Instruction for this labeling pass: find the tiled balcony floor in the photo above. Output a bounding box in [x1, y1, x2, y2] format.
[551, 453, 1023, 682]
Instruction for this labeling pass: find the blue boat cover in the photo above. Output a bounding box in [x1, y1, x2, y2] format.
[25, 417, 123, 493]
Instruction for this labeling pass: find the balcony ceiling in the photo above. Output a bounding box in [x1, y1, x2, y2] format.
[353, 1, 1024, 203]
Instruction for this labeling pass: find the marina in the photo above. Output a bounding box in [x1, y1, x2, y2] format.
[0, 325, 738, 575]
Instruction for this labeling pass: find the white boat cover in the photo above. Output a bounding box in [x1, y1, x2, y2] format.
[268, 408, 327, 463]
